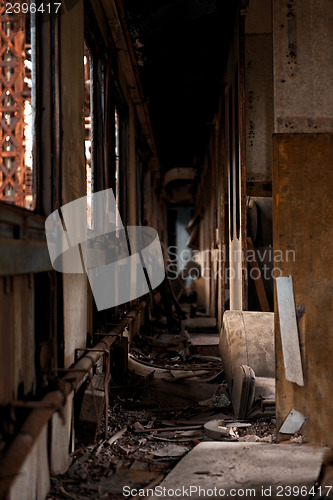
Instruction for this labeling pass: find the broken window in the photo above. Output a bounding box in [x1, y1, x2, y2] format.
[0, 3, 35, 210]
[84, 42, 93, 228]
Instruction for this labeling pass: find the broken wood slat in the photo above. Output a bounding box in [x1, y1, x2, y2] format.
[95, 426, 128, 456]
[246, 237, 270, 312]
[134, 425, 203, 434]
[107, 426, 127, 445]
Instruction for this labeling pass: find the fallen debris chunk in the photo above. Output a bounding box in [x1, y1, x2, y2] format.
[214, 394, 231, 408]
[153, 445, 189, 457]
[289, 434, 303, 444]
[133, 421, 145, 431]
[239, 434, 273, 443]
[198, 397, 214, 407]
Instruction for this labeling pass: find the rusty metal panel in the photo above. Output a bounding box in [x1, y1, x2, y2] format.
[273, 133, 333, 445]
[0, 204, 52, 276]
[245, 34, 273, 191]
[0, 276, 15, 404]
[0, 274, 35, 405]
[0, 237, 51, 276]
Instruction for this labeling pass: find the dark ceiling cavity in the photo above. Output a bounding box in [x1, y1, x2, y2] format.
[123, 0, 238, 174]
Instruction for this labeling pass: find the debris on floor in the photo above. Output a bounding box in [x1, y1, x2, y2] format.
[46, 314, 283, 499]
[47, 388, 205, 499]
[47, 365, 279, 500]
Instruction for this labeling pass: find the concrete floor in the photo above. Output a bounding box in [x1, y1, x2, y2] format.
[150, 441, 325, 500]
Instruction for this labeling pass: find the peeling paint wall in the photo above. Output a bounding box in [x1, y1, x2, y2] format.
[245, 35, 273, 187]
[0, 275, 35, 405]
[273, 0, 333, 133]
[245, 0, 273, 195]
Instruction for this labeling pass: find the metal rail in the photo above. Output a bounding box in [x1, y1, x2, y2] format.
[0, 301, 146, 499]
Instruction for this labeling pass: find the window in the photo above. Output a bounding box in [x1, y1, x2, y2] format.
[0, 4, 35, 210]
[112, 98, 128, 226]
[114, 106, 120, 226]
[84, 42, 93, 227]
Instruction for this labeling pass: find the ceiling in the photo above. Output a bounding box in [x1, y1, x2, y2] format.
[123, 0, 238, 176]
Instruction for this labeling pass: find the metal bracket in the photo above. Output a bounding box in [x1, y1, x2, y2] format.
[74, 349, 111, 439]
[260, 396, 276, 412]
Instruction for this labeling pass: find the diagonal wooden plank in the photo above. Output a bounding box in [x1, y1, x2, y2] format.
[276, 275, 304, 386]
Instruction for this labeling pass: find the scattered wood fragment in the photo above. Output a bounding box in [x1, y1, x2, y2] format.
[95, 426, 128, 455]
[108, 426, 128, 444]
[134, 425, 203, 434]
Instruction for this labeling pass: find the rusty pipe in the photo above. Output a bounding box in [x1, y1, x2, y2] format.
[0, 301, 146, 500]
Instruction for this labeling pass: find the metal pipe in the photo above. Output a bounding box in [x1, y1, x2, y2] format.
[0, 301, 146, 500]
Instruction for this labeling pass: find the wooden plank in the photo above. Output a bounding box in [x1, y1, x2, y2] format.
[276, 275, 304, 386]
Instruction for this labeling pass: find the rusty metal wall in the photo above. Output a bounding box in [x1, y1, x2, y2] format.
[0, 275, 35, 405]
[273, 134, 333, 445]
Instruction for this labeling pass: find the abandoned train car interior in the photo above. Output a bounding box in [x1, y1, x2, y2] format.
[0, 0, 332, 498]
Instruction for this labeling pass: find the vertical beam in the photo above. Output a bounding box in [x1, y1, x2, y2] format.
[273, 0, 333, 445]
[239, 10, 248, 311]
[60, 0, 87, 367]
[273, 134, 333, 444]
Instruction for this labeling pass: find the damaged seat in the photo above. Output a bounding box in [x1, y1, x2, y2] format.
[219, 311, 275, 418]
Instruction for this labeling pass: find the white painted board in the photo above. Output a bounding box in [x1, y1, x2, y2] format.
[276, 275, 304, 386]
[279, 408, 306, 434]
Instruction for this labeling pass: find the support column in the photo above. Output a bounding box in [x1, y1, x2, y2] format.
[272, 0, 333, 444]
